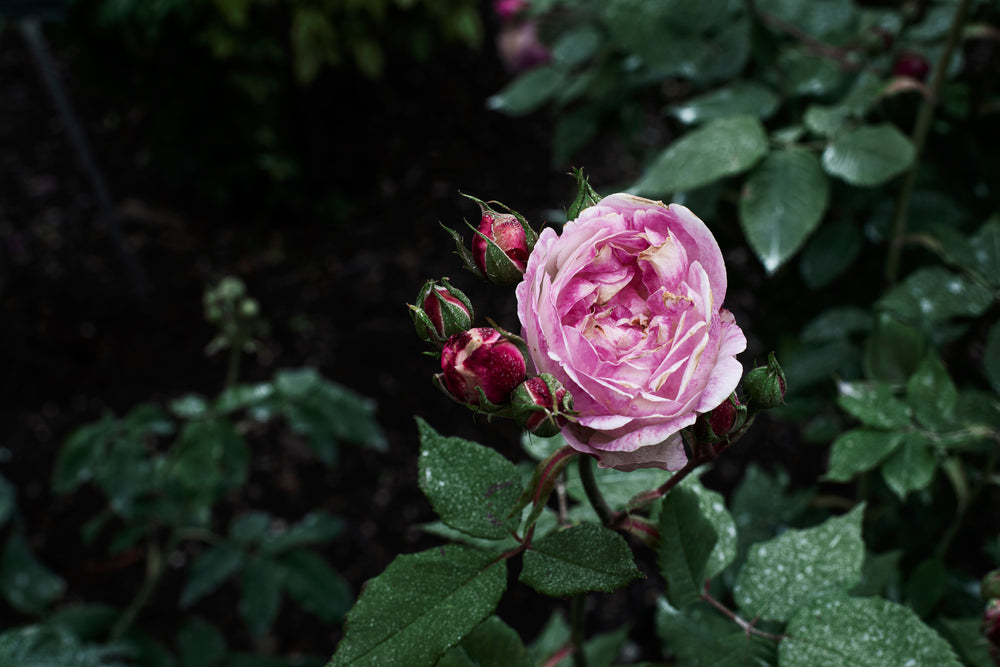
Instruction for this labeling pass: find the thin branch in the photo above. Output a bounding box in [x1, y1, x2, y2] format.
[701, 589, 787, 643]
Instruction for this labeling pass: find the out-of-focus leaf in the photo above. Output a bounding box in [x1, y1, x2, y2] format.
[181, 542, 245, 608]
[0, 532, 66, 614]
[240, 555, 284, 638]
[825, 429, 905, 482]
[670, 82, 780, 124]
[878, 267, 993, 325]
[178, 617, 227, 667]
[799, 220, 863, 289]
[487, 66, 565, 116]
[880, 433, 937, 499]
[278, 549, 352, 624]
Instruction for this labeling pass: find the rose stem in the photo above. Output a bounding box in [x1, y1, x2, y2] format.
[885, 0, 973, 283]
[701, 587, 786, 642]
[578, 455, 614, 526]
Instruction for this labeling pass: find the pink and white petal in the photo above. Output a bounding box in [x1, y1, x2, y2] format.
[592, 434, 689, 472]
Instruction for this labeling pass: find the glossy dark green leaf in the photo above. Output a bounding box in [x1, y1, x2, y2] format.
[181, 542, 245, 608]
[739, 148, 830, 273]
[670, 82, 780, 124]
[864, 314, 928, 383]
[778, 49, 844, 97]
[229, 511, 272, 545]
[417, 418, 523, 540]
[329, 545, 507, 667]
[657, 486, 717, 608]
[822, 124, 915, 186]
[436, 616, 527, 667]
[906, 354, 958, 431]
[551, 25, 602, 68]
[52, 413, 116, 495]
[800, 307, 873, 343]
[168, 418, 249, 523]
[825, 429, 905, 482]
[656, 598, 774, 667]
[799, 220, 863, 289]
[0, 532, 66, 615]
[0, 625, 122, 667]
[780, 596, 961, 666]
[757, 0, 858, 39]
[279, 549, 351, 624]
[521, 522, 642, 596]
[971, 215, 1000, 288]
[730, 464, 815, 561]
[632, 116, 768, 197]
[734, 505, 865, 621]
[486, 66, 564, 116]
[878, 267, 993, 325]
[240, 555, 284, 637]
[681, 476, 737, 578]
[850, 549, 902, 597]
[170, 394, 209, 420]
[837, 380, 911, 429]
[880, 433, 937, 499]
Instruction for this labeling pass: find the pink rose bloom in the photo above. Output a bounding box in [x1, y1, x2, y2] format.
[516, 194, 746, 471]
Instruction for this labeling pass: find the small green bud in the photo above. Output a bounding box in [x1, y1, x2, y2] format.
[512, 374, 574, 437]
[744, 352, 786, 410]
[409, 278, 474, 345]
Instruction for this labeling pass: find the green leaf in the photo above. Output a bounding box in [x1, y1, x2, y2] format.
[42, 603, 118, 640]
[733, 505, 865, 621]
[851, 549, 902, 597]
[278, 549, 352, 624]
[551, 25, 602, 68]
[657, 486, 717, 608]
[937, 616, 997, 667]
[565, 466, 669, 511]
[906, 353, 958, 431]
[739, 147, 830, 273]
[631, 115, 768, 197]
[670, 82, 780, 124]
[52, 413, 116, 494]
[878, 267, 994, 325]
[800, 307, 873, 343]
[864, 314, 928, 383]
[329, 545, 507, 667]
[778, 49, 844, 97]
[214, 382, 275, 415]
[656, 598, 774, 667]
[181, 542, 245, 608]
[526, 612, 570, 666]
[985, 321, 1000, 396]
[880, 433, 937, 499]
[486, 66, 565, 116]
[240, 555, 284, 638]
[799, 220, 862, 289]
[757, 0, 858, 39]
[417, 419, 523, 540]
[168, 418, 249, 523]
[0, 532, 66, 614]
[822, 124, 916, 186]
[436, 616, 527, 667]
[825, 429, 905, 482]
[178, 617, 227, 667]
[681, 476, 737, 578]
[170, 394, 210, 420]
[780, 596, 961, 666]
[837, 380, 911, 429]
[730, 464, 815, 560]
[0, 473, 15, 528]
[905, 557, 946, 618]
[229, 511, 272, 545]
[0, 625, 123, 667]
[260, 510, 344, 556]
[520, 522, 643, 596]
[971, 215, 1000, 288]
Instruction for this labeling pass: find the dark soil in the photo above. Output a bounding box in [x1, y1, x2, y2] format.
[0, 10, 812, 661]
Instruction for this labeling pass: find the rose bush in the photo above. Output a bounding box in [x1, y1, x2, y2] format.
[516, 193, 746, 470]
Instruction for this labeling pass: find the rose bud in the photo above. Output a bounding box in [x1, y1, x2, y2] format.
[893, 52, 931, 81]
[472, 206, 532, 284]
[512, 374, 574, 437]
[409, 279, 474, 345]
[982, 569, 1000, 601]
[743, 352, 786, 410]
[694, 393, 747, 443]
[442, 194, 538, 285]
[985, 599, 1000, 651]
[437, 327, 526, 407]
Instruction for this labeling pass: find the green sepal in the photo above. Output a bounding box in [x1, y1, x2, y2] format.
[567, 167, 602, 220]
[441, 223, 484, 280]
[468, 220, 524, 285]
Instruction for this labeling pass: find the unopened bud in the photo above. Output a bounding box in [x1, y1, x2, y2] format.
[982, 569, 1000, 601]
[694, 393, 746, 442]
[744, 352, 786, 410]
[437, 327, 526, 407]
[985, 600, 1000, 653]
[893, 52, 931, 81]
[409, 279, 474, 345]
[473, 209, 530, 280]
[512, 374, 574, 437]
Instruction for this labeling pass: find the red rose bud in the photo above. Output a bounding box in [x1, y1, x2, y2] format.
[512, 374, 574, 437]
[893, 52, 931, 81]
[409, 279, 474, 345]
[744, 351, 786, 410]
[985, 600, 1000, 652]
[438, 327, 526, 406]
[473, 207, 531, 284]
[694, 393, 746, 442]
